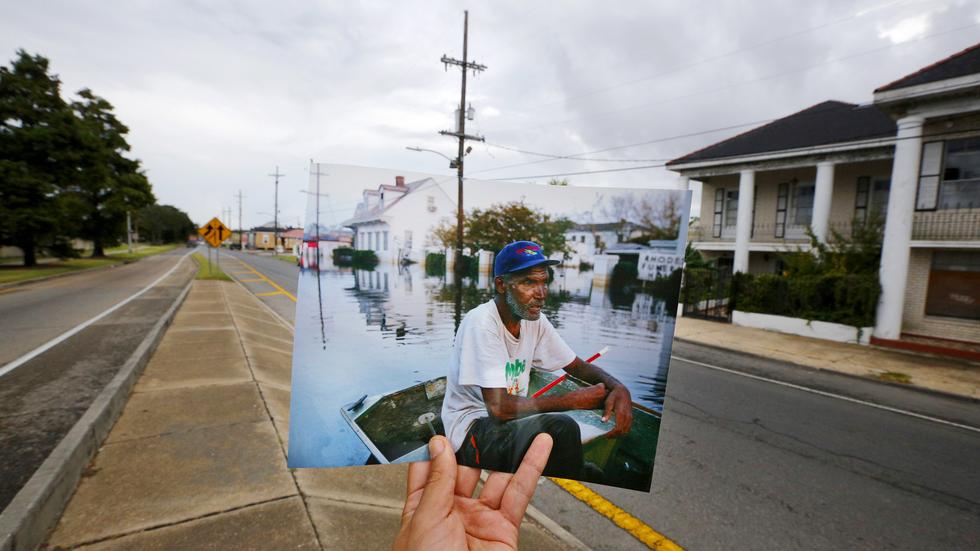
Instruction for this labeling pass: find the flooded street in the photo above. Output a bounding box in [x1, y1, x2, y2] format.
[288, 261, 677, 467]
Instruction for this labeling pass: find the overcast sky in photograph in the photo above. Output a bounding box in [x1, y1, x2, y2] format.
[2, 0, 978, 228]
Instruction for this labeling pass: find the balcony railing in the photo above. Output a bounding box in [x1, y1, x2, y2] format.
[912, 209, 980, 241]
[690, 209, 980, 244]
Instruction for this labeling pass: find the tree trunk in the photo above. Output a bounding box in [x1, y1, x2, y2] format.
[20, 238, 37, 267]
[91, 237, 105, 258]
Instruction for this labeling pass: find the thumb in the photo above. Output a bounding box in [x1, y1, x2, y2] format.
[415, 436, 457, 520]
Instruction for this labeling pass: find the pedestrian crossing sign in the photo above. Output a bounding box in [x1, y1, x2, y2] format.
[198, 217, 231, 248]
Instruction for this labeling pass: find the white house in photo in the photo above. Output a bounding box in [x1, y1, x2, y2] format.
[668, 43, 980, 353]
[343, 175, 457, 264]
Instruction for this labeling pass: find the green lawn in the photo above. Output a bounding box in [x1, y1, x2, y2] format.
[191, 252, 232, 281]
[0, 243, 182, 285]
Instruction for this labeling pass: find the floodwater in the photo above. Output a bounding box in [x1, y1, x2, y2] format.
[287, 261, 678, 468]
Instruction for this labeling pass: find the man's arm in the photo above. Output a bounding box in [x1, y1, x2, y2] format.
[481, 384, 606, 422]
[563, 357, 633, 437]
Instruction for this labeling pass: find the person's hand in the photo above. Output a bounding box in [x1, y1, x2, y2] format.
[602, 385, 633, 437]
[393, 433, 553, 551]
[571, 382, 606, 410]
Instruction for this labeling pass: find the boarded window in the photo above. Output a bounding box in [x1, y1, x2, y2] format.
[925, 251, 980, 320]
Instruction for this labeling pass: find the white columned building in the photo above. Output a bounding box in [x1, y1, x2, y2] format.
[874, 116, 924, 340]
[811, 161, 836, 243]
[733, 169, 755, 273]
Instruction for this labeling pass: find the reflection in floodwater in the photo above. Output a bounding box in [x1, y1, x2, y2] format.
[288, 261, 680, 468]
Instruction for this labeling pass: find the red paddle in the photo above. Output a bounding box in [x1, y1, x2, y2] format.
[531, 346, 609, 398]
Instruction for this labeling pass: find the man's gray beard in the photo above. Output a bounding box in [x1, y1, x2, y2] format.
[505, 290, 541, 321]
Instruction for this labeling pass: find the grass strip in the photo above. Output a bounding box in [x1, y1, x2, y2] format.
[0, 243, 184, 285]
[192, 252, 232, 281]
[273, 254, 298, 264]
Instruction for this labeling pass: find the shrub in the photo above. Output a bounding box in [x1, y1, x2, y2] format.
[734, 272, 879, 327]
[332, 247, 378, 269]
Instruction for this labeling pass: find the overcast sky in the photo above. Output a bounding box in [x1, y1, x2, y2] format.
[2, 0, 978, 228]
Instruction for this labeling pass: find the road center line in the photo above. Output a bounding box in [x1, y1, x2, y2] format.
[0, 251, 193, 379]
[671, 355, 980, 434]
[235, 259, 297, 302]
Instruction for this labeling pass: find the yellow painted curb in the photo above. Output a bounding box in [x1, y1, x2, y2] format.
[549, 478, 684, 550]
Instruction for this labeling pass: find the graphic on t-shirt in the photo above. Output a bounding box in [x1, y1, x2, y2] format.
[505, 358, 527, 395]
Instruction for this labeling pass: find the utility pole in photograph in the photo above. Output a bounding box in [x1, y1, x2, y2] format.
[440, 10, 486, 275]
[269, 166, 284, 253]
[235, 190, 245, 249]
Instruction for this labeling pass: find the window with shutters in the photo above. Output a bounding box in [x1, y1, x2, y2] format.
[775, 182, 788, 238]
[712, 188, 724, 238]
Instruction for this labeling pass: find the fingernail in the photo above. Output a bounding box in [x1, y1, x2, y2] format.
[429, 437, 444, 457]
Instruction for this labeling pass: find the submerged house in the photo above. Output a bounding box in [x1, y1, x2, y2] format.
[343, 176, 457, 265]
[668, 43, 980, 352]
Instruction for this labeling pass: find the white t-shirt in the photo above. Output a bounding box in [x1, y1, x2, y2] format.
[442, 299, 577, 452]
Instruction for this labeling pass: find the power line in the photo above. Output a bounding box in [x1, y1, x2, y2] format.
[487, 126, 977, 181]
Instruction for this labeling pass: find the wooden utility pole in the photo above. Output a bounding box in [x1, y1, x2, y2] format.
[269, 166, 284, 252]
[440, 10, 486, 274]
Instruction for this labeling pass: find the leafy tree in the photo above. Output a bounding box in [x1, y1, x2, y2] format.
[426, 217, 457, 250]
[465, 201, 572, 256]
[136, 204, 195, 244]
[69, 89, 154, 257]
[0, 50, 77, 266]
[601, 192, 681, 243]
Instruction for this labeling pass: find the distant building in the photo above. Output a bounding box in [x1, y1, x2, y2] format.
[668, 42, 980, 349]
[563, 222, 647, 264]
[343, 175, 456, 264]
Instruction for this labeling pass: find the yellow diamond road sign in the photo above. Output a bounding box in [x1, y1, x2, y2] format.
[198, 217, 231, 248]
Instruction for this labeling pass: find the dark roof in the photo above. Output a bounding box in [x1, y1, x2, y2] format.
[569, 222, 628, 232]
[876, 42, 980, 93]
[667, 101, 896, 166]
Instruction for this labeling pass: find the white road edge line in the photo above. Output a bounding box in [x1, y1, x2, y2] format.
[0, 251, 194, 379]
[671, 355, 980, 434]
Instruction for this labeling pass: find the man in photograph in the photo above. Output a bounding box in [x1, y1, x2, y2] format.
[441, 240, 633, 479]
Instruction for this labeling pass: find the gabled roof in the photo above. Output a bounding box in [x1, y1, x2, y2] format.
[667, 101, 895, 166]
[344, 177, 445, 226]
[875, 42, 980, 92]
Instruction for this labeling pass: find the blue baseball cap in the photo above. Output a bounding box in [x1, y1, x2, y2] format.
[494, 240, 560, 277]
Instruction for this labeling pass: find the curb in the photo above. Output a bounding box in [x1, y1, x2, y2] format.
[0, 275, 193, 551]
[674, 336, 980, 406]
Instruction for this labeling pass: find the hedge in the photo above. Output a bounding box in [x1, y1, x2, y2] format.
[332, 247, 378, 269]
[732, 272, 880, 327]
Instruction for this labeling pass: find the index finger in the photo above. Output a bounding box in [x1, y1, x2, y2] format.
[499, 433, 553, 526]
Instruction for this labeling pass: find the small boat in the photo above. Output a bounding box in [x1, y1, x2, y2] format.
[341, 371, 661, 490]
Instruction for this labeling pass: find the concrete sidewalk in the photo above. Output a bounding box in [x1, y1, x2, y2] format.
[675, 316, 980, 400]
[43, 280, 579, 550]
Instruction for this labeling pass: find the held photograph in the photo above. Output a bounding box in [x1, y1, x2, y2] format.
[288, 163, 692, 492]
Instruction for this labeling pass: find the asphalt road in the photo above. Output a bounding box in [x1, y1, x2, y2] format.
[0, 249, 196, 510]
[223, 251, 980, 550]
[0, 249, 194, 366]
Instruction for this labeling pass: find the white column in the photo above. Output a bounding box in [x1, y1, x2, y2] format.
[874, 116, 924, 340]
[811, 161, 835, 243]
[676, 175, 690, 190]
[733, 170, 755, 274]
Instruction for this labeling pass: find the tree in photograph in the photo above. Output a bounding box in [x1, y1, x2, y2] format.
[602, 192, 681, 243]
[465, 201, 572, 256]
[0, 50, 77, 266]
[426, 217, 458, 250]
[136, 204, 195, 244]
[69, 88, 154, 257]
